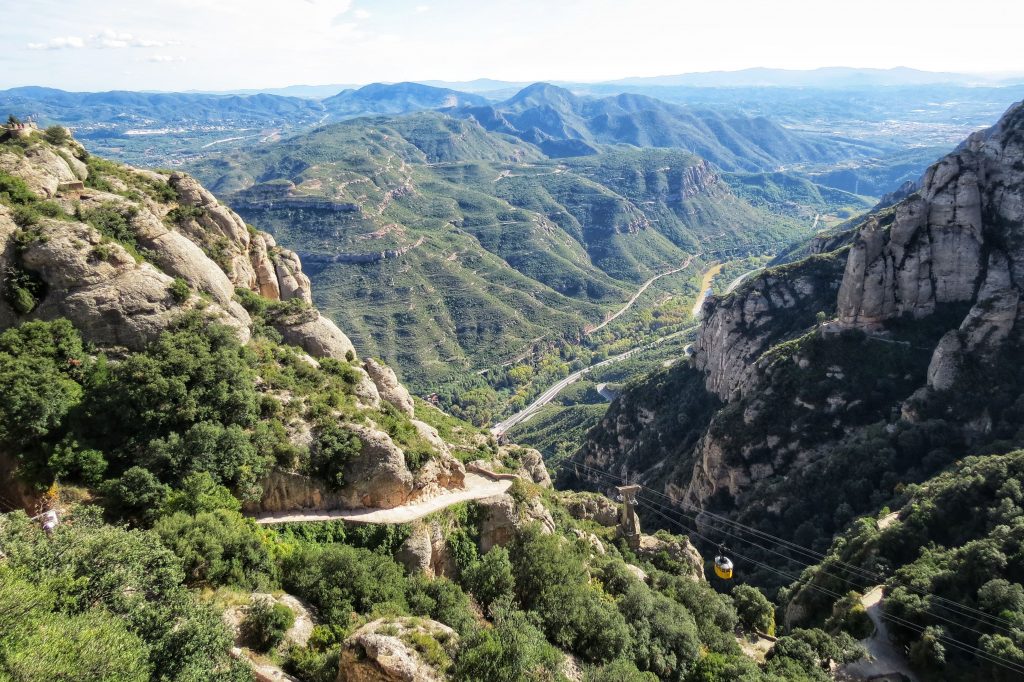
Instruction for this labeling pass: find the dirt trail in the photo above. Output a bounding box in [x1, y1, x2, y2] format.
[837, 586, 921, 682]
[251, 473, 511, 526]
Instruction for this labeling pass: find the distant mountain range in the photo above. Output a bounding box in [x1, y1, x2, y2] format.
[450, 82, 884, 170]
[4, 76, 1020, 196]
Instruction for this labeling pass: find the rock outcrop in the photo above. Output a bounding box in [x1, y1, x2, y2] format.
[272, 308, 357, 362]
[693, 254, 846, 400]
[394, 521, 457, 578]
[574, 101, 1024, 539]
[364, 358, 416, 417]
[338, 618, 456, 682]
[476, 492, 556, 553]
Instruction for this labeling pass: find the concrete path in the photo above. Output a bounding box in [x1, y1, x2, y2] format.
[838, 585, 921, 682]
[251, 473, 511, 525]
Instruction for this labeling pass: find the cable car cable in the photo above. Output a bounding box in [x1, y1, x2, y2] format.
[551, 452, 1020, 632]
[633, 497, 1024, 677]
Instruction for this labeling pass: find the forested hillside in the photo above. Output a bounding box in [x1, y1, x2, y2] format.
[191, 112, 839, 418]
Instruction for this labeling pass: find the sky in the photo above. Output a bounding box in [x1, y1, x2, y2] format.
[2, 0, 1023, 92]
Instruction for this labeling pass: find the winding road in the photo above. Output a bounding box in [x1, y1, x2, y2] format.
[586, 255, 697, 335]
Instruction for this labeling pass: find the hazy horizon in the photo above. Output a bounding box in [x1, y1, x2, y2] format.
[4, 0, 1024, 92]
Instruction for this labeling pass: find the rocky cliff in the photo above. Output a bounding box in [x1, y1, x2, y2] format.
[693, 253, 846, 400]
[573, 101, 1024, 568]
[0, 127, 468, 512]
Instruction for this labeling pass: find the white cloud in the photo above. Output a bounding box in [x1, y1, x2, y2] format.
[28, 29, 174, 51]
[147, 55, 186, 63]
[415, 5, 429, 13]
[28, 36, 85, 50]
[354, 9, 371, 19]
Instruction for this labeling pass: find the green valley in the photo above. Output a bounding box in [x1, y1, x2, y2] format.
[192, 112, 863, 422]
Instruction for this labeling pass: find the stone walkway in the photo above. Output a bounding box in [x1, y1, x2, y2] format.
[251, 473, 511, 526]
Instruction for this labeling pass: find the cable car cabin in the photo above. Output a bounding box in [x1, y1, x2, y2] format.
[714, 554, 734, 580]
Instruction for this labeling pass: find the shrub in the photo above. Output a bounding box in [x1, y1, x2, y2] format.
[283, 544, 408, 625]
[242, 598, 295, 652]
[406, 575, 476, 635]
[43, 126, 70, 146]
[462, 546, 515, 610]
[154, 509, 276, 588]
[0, 170, 36, 205]
[453, 599, 563, 682]
[731, 584, 776, 636]
[169, 277, 191, 303]
[310, 421, 362, 489]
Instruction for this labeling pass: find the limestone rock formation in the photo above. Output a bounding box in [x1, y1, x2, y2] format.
[338, 618, 456, 682]
[364, 358, 416, 417]
[515, 448, 552, 488]
[477, 492, 556, 553]
[394, 522, 457, 578]
[16, 216, 250, 349]
[561, 491, 620, 527]
[693, 255, 845, 401]
[272, 308, 357, 363]
[337, 424, 416, 509]
[637, 533, 705, 581]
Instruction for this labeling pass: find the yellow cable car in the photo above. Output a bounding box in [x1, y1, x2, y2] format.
[714, 545, 734, 580]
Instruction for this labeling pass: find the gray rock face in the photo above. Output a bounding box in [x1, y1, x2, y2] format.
[18, 218, 249, 349]
[273, 309, 357, 363]
[393, 522, 457, 578]
[0, 145, 81, 198]
[562, 491, 620, 527]
[839, 102, 1023, 330]
[363, 358, 415, 417]
[338, 424, 416, 509]
[338, 618, 456, 682]
[694, 261, 841, 400]
[517, 448, 552, 488]
[477, 492, 555, 553]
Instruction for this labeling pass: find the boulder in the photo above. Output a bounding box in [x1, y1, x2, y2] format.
[338, 424, 415, 509]
[273, 310, 357, 362]
[338, 618, 457, 682]
[561, 491, 619, 527]
[477, 492, 555, 553]
[394, 523, 434, 575]
[19, 219, 249, 349]
[516, 448, 552, 488]
[0, 145, 80, 198]
[637, 533, 705, 581]
[364, 358, 415, 417]
[351, 366, 383, 409]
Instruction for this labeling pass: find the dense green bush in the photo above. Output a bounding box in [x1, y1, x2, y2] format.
[453, 599, 564, 682]
[242, 598, 295, 652]
[283, 543, 408, 625]
[406, 575, 476, 635]
[732, 584, 776, 636]
[155, 509, 276, 588]
[462, 545, 516, 610]
[0, 508, 249, 681]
